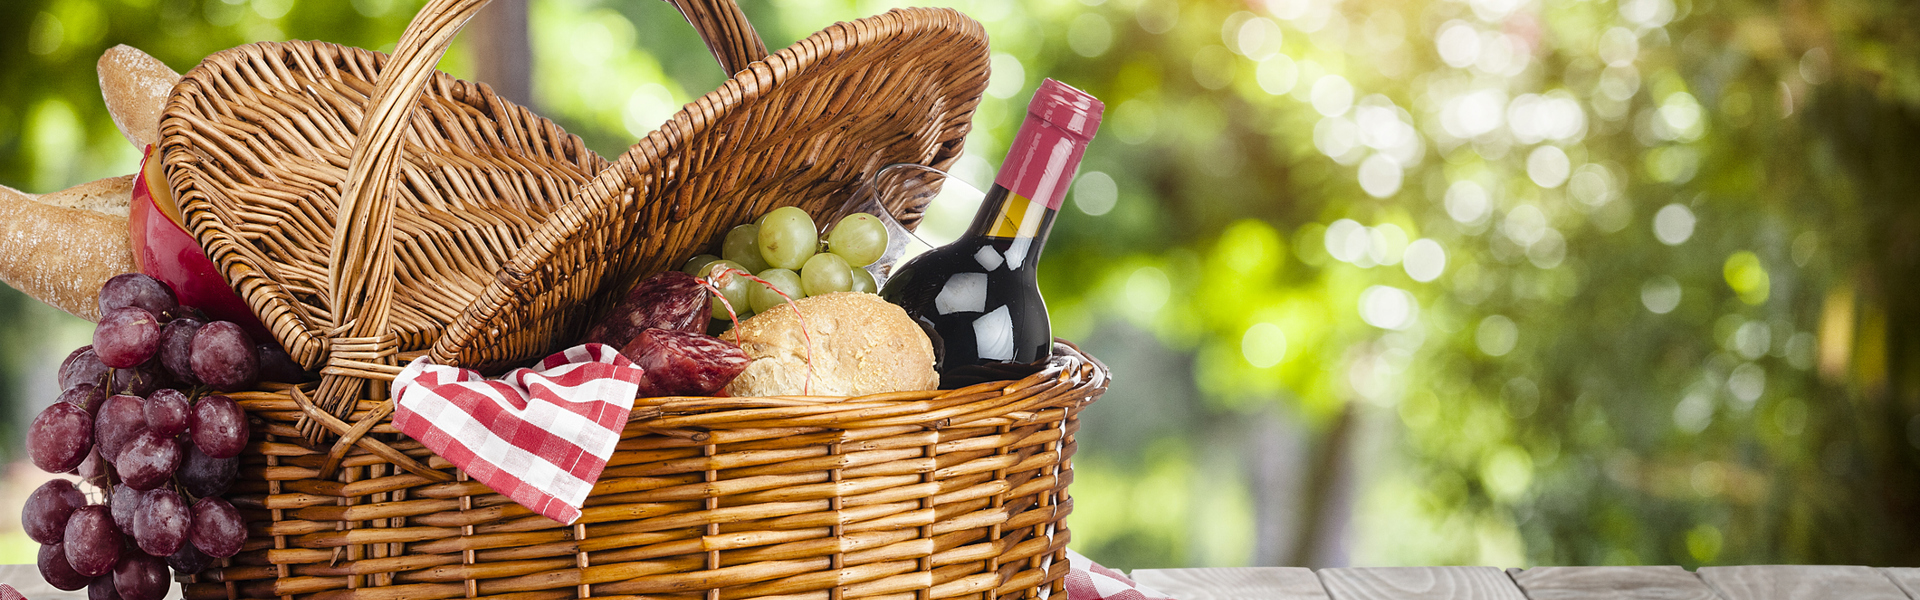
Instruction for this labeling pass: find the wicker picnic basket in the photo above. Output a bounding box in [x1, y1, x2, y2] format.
[153, 0, 1108, 598]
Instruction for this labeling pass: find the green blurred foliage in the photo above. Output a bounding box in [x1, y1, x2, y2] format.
[4, 0, 1920, 572]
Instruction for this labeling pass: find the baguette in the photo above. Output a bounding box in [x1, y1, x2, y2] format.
[0, 177, 137, 321]
[0, 45, 176, 321]
[33, 173, 132, 217]
[98, 45, 180, 150]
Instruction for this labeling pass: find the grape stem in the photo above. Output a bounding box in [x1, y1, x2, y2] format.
[705, 267, 814, 395]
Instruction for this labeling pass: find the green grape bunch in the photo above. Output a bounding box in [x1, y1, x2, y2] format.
[682, 208, 887, 321]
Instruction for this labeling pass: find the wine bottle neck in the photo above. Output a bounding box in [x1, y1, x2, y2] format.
[992, 114, 1089, 215]
[963, 186, 1058, 270]
[961, 106, 1090, 269]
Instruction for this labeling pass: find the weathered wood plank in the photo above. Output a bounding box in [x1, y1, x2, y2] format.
[1507, 566, 1721, 600]
[1129, 567, 1331, 600]
[1881, 568, 1920, 599]
[1317, 566, 1527, 600]
[1698, 565, 1909, 600]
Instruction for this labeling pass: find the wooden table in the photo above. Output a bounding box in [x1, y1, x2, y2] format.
[4, 564, 1917, 599]
[1129, 565, 1920, 599]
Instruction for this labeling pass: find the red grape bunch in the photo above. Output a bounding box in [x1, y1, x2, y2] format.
[23, 273, 304, 600]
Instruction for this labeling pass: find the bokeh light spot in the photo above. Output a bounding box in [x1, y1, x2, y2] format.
[1241, 323, 1288, 368]
[1325, 219, 1364, 264]
[1527, 229, 1567, 269]
[1732, 321, 1771, 360]
[1481, 447, 1534, 501]
[1446, 180, 1492, 225]
[1234, 16, 1283, 60]
[1654, 203, 1696, 245]
[255, 0, 295, 19]
[1436, 21, 1480, 68]
[1073, 171, 1118, 216]
[1443, 88, 1506, 138]
[1674, 388, 1715, 433]
[1641, 276, 1683, 314]
[1646, 144, 1701, 184]
[1219, 220, 1283, 275]
[1068, 13, 1114, 58]
[353, 0, 393, 16]
[1657, 93, 1707, 141]
[1503, 204, 1549, 246]
[1265, 0, 1309, 20]
[1723, 251, 1770, 304]
[622, 83, 676, 139]
[1728, 362, 1766, 407]
[1136, 0, 1178, 34]
[1257, 55, 1299, 95]
[1477, 315, 1519, 356]
[1192, 45, 1237, 90]
[1314, 116, 1360, 162]
[1569, 163, 1618, 206]
[1527, 146, 1571, 188]
[1125, 266, 1172, 314]
[1360, 285, 1418, 330]
[1370, 223, 1410, 266]
[1359, 154, 1404, 197]
[1686, 525, 1724, 562]
[28, 12, 63, 55]
[1312, 75, 1355, 116]
[1621, 0, 1677, 28]
[1598, 27, 1639, 67]
[1403, 239, 1447, 282]
[1800, 48, 1832, 85]
[987, 53, 1027, 98]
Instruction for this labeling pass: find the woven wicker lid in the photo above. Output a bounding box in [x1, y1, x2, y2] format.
[159, 40, 610, 372]
[428, 7, 991, 372]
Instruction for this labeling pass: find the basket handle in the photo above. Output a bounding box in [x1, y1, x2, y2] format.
[667, 0, 769, 76]
[302, 0, 768, 446]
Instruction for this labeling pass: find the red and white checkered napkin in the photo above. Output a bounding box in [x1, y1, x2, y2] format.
[1063, 549, 1175, 600]
[392, 344, 645, 525]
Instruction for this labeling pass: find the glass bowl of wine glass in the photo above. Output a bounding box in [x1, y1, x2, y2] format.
[834, 163, 989, 287]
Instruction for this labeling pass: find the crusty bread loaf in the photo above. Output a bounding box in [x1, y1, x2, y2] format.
[0, 178, 138, 321]
[34, 173, 133, 217]
[722, 292, 938, 397]
[98, 45, 180, 150]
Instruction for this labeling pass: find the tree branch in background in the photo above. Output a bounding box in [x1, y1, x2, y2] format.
[467, 0, 533, 110]
[1250, 406, 1308, 566]
[1289, 402, 1358, 568]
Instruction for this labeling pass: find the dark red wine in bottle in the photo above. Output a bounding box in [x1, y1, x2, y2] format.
[880, 78, 1104, 388]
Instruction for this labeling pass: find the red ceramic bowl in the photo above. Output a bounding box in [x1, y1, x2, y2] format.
[129, 146, 271, 340]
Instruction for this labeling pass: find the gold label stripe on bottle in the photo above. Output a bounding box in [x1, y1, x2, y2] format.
[986, 192, 1049, 239]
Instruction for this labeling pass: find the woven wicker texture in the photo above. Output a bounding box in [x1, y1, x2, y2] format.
[152, 0, 1099, 598]
[160, 40, 607, 372]
[185, 344, 1101, 600]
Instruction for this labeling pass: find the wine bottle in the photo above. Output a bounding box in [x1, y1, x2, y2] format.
[880, 78, 1104, 388]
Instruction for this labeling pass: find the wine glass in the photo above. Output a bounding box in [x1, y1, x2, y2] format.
[834, 163, 987, 287]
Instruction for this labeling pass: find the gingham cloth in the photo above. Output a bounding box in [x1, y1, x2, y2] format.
[1063, 549, 1175, 600]
[392, 344, 645, 525]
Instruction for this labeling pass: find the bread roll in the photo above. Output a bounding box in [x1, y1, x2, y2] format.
[0, 178, 138, 321]
[98, 45, 180, 150]
[722, 292, 938, 397]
